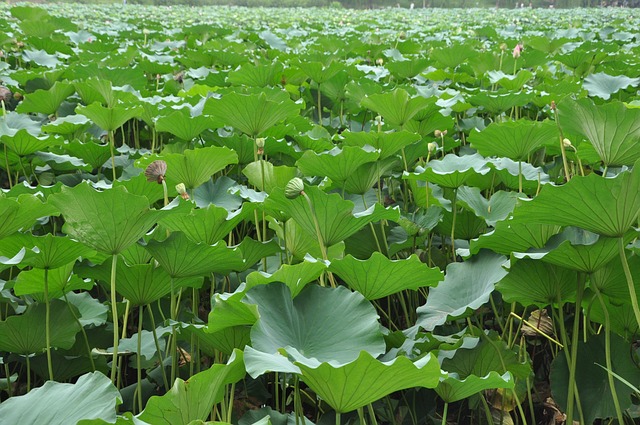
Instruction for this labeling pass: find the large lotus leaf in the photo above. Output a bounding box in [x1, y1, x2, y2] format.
[405, 153, 491, 189]
[160, 203, 254, 245]
[245, 258, 327, 298]
[558, 98, 640, 166]
[207, 291, 259, 334]
[66, 292, 108, 328]
[550, 333, 640, 425]
[154, 146, 238, 190]
[416, 251, 508, 331]
[0, 111, 42, 138]
[205, 92, 301, 137]
[14, 261, 91, 298]
[512, 164, 640, 237]
[156, 108, 216, 141]
[242, 160, 297, 194]
[192, 176, 243, 210]
[270, 218, 345, 262]
[43, 114, 91, 135]
[245, 283, 385, 377]
[49, 184, 162, 255]
[589, 296, 639, 341]
[457, 187, 519, 226]
[227, 61, 284, 87]
[22, 49, 60, 68]
[439, 331, 531, 402]
[342, 157, 398, 195]
[489, 157, 551, 193]
[74, 78, 117, 107]
[0, 193, 57, 239]
[329, 252, 443, 300]
[468, 91, 535, 115]
[386, 58, 430, 79]
[436, 372, 514, 404]
[15, 81, 75, 115]
[0, 371, 120, 424]
[468, 120, 556, 161]
[1, 129, 64, 156]
[487, 70, 534, 91]
[23, 233, 96, 270]
[295, 351, 444, 413]
[361, 89, 432, 128]
[76, 102, 143, 132]
[146, 232, 244, 278]
[590, 255, 640, 302]
[430, 43, 476, 68]
[185, 323, 250, 357]
[496, 259, 577, 307]
[583, 72, 640, 100]
[232, 238, 281, 272]
[340, 130, 421, 160]
[297, 61, 343, 84]
[63, 139, 111, 169]
[265, 185, 399, 247]
[470, 221, 561, 256]
[138, 350, 245, 425]
[296, 146, 379, 184]
[0, 300, 80, 354]
[513, 228, 633, 273]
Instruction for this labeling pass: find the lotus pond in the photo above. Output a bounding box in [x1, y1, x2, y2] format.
[0, 3, 640, 425]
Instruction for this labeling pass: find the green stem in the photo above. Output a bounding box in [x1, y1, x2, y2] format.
[110, 254, 119, 384]
[4, 144, 12, 188]
[367, 404, 378, 425]
[518, 160, 523, 194]
[227, 382, 235, 423]
[170, 278, 177, 385]
[302, 191, 336, 287]
[161, 180, 169, 207]
[25, 355, 30, 393]
[44, 268, 54, 381]
[566, 273, 585, 425]
[593, 284, 625, 425]
[450, 188, 458, 262]
[137, 305, 144, 414]
[441, 402, 448, 425]
[108, 131, 117, 182]
[335, 411, 341, 425]
[317, 82, 322, 123]
[619, 237, 640, 330]
[147, 304, 169, 391]
[63, 293, 96, 371]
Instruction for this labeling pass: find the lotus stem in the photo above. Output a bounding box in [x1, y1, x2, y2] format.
[619, 237, 640, 330]
[592, 284, 625, 425]
[367, 404, 378, 425]
[518, 160, 523, 194]
[108, 130, 117, 182]
[43, 268, 54, 381]
[227, 382, 235, 423]
[450, 188, 458, 262]
[63, 293, 96, 371]
[302, 191, 336, 287]
[25, 355, 30, 393]
[317, 83, 322, 123]
[565, 273, 584, 425]
[137, 305, 144, 413]
[4, 144, 12, 188]
[109, 254, 120, 384]
[147, 304, 169, 391]
[335, 411, 341, 425]
[440, 402, 448, 425]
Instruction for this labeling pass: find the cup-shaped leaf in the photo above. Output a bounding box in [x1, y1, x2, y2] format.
[243, 160, 298, 194]
[15, 81, 75, 115]
[468, 120, 556, 161]
[24, 233, 96, 270]
[245, 258, 327, 298]
[1, 129, 64, 156]
[470, 221, 561, 256]
[416, 251, 508, 331]
[296, 146, 379, 185]
[0, 372, 120, 424]
[49, 184, 162, 255]
[138, 350, 245, 425]
[0, 193, 57, 239]
[76, 102, 143, 132]
[583, 72, 640, 100]
[14, 261, 91, 299]
[360, 89, 432, 128]
[341, 130, 420, 160]
[329, 252, 443, 300]
[155, 108, 216, 141]
[296, 351, 445, 413]
[512, 163, 640, 237]
[558, 98, 640, 166]
[404, 153, 491, 189]
[245, 283, 385, 377]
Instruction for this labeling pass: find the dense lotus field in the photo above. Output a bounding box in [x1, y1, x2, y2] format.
[1, 3, 640, 424]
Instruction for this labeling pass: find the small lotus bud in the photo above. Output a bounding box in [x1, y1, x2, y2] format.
[442, 130, 448, 136]
[434, 129, 442, 138]
[398, 31, 406, 40]
[375, 58, 384, 66]
[285, 177, 305, 199]
[512, 43, 523, 59]
[142, 28, 151, 35]
[428, 142, 438, 153]
[499, 43, 507, 51]
[176, 183, 189, 200]
[255, 137, 265, 155]
[550, 101, 557, 111]
[144, 160, 167, 184]
[562, 138, 572, 148]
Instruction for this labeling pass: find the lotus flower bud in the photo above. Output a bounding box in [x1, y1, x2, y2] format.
[143, 28, 150, 35]
[428, 142, 438, 153]
[499, 43, 507, 51]
[375, 58, 384, 66]
[512, 43, 523, 59]
[562, 138, 572, 148]
[145, 160, 167, 184]
[434, 130, 442, 138]
[256, 137, 265, 155]
[398, 31, 406, 40]
[285, 177, 305, 199]
[176, 183, 190, 201]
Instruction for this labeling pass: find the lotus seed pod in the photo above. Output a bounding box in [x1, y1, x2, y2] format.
[442, 130, 448, 136]
[145, 160, 167, 184]
[285, 177, 305, 199]
[176, 183, 190, 200]
[434, 129, 442, 138]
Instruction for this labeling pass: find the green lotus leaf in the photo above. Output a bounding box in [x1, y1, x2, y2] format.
[138, 350, 245, 425]
[146, 232, 244, 278]
[0, 299, 81, 354]
[416, 251, 508, 331]
[207, 291, 259, 334]
[16, 81, 75, 115]
[22, 49, 60, 68]
[590, 254, 640, 302]
[233, 237, 281, 272]
[1, 129, 64, 157]
[43, 114, 91, 135]
[245, 258, 327, 298]
[489, 157, 551, 193]
[62, 139, 111, 169]
[430, 43, 476, 68]
[245, 283, 385, 377]
[550, 333, 640, 425]
[340, 130, 420, 160]
[360, 88, 432, 128]
[185, 323, 250, 357]
[66, 292, 108, 328]
[243, 160, 298, 194]
[296, 146, 379, 185]
[558, 98, 640, 166]
[295, 351, 444, 413]
[513, 228, 634, 273]
[227, 61, 284, 87]
[297, 61, 343, 84]
[589, 296, 638, 341]
[468, 91, 535, 115]
[497, 259, 577, 307]
[205, 92, 301, 137]
[265, 185, 399, 247]
[457, 187, 519, 226]
[0, 371, 120, 424]
[386, 58, 430, 79]
[342, 157, 398, 195]
[0, 111, 42, 138]
[583, 72, 640, 100]
[436, 372, 514, 404]
[512, 164, 640, 237]
[404, 153, 491, 189]
[468, 120, 556, 161]
[470, 221, 561, 256]
[0, 193, 57, 239]
[74, 78, 117, 107]
[14, 261, 91, 298]
[156, 108, 216, 141]
[23, 233, 96, 270]
[487, 69, 534, 91]
[49, 184, 162, 255]
[269, 218, 345, 262]
[160, 203, 255, 245]
[329, 252, 443, 300]
[76, 102, 143, 132]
